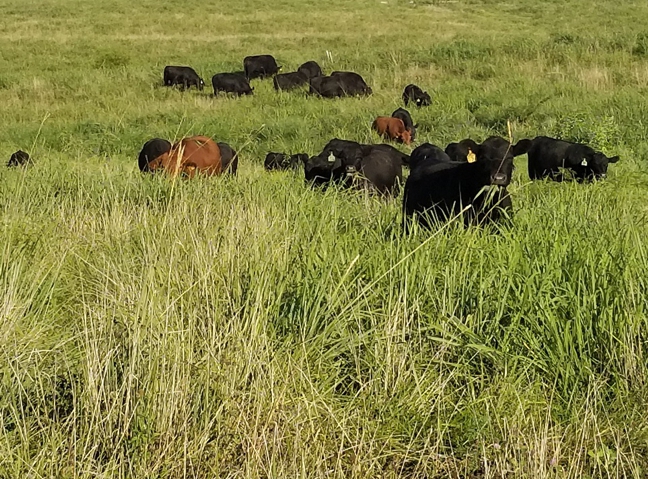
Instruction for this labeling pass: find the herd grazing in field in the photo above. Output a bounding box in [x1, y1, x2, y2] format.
[7, 53, 621, 230]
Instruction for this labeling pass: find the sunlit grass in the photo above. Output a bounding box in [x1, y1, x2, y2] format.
[0, 0, 647, 477]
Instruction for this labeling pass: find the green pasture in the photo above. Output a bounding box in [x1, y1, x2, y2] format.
[1, 0, 648, 477]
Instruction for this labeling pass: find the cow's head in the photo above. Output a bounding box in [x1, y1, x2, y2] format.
[304, 152, 342, 186]
[146, 152, 169, 174]
[474, 144, 515, 187]
[578, 151, 619, 180]
[400, 130, 412, 145]
[567, 145, 619, 181]
[199, 78, 205, 91]
[418, 92, 431, 107]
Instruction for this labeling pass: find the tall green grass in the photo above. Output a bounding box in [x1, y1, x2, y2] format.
[1, 0, 648, 477]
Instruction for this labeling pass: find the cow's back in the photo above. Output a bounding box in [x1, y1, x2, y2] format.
[360, 150, 402, 196]
[161, 136, 222, 177]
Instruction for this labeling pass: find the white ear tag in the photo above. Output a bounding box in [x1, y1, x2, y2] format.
[580, 159, 588, 166]
[328, 152, 336, 163]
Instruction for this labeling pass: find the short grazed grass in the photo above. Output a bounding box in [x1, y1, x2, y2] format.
[1, 0, 648, 477]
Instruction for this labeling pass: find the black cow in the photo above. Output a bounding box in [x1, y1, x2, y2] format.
[212, 73, 254, 96]
[163, 66, 205, 90]
[521, 136, 619, 181]
[7, 150, 32, 167]
[346, 148, 402, 195]
[273, 72, 309, 91]
[244, 55, 281, 79]
[319, 138, 409, 168]
[138, 138, 172, 173]
[304, 138, 404, 195]
[402, 84, 431, 107]
[298, 61, 323, 79]
[318, 138, 365, 163]
[309, 76, 344, 98]
[403, 138, 524, 229]
[309, 73, 371, 98]
[218, 142, 239, 175]
[264, 152, 308, 171]
[330, 71, 372, 95]
[391, 108, 417, 142]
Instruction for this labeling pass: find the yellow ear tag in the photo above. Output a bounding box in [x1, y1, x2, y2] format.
[467, 150, 477, 163]
[328, 152, 336, 163]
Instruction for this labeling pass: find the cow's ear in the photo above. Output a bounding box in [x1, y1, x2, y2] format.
[608, 155, 620, 163]
[512, 139, 532, 156]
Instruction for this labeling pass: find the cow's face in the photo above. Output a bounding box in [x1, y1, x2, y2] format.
[147, 152, 169, 173]
[400, 130, 412, 145]
[582, 152, 619, 180]
[304, 153, 341, 185]
[476, 146, 514, 187]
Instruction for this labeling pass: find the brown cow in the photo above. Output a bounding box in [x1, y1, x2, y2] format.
[147, 135, 222, 178]
[371, 117, 412, 145]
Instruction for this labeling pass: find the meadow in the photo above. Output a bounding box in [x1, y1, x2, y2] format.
[1, 0, 648, 477]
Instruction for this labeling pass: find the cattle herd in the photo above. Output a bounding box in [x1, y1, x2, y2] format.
[6, 54, 621, 230]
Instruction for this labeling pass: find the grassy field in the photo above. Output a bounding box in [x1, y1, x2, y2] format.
[1, 0, 648, 477]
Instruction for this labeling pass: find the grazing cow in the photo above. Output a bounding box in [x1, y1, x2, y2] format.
[244, 55, 281, 79]
[319, 138, 409, 168]
[304, 139, 404, 195]
[403, 139, 521, 229]
[264, 152, 308, 171]
[163, 66, 205, 90]
[445, 139, 480, 163]
[391, 108, 417, 142]
[138, 138, 172, 173]
[304, 148, 401, 196]
[217, 142, 239, 175]
[310, 72, 372, 97]
[7, 150, 32, 167]
[212, 73, 254, 96]
[298, 61, 323, 79]
[521, 136, 619, 181]
[309, 76, 344, 98]
[346, 148, 403, 195]
[372, 117, 412, 145]
[330, 71, 372, 95]
[147, 136, 222, 178]
[402, 84, 431, 107]
[273, 72, 309, 91]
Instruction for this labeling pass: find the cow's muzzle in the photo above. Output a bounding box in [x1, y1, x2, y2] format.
[491, 173, 508, 186]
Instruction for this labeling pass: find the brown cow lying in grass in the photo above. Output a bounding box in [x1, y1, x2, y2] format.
[147, 135, 223, 178]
